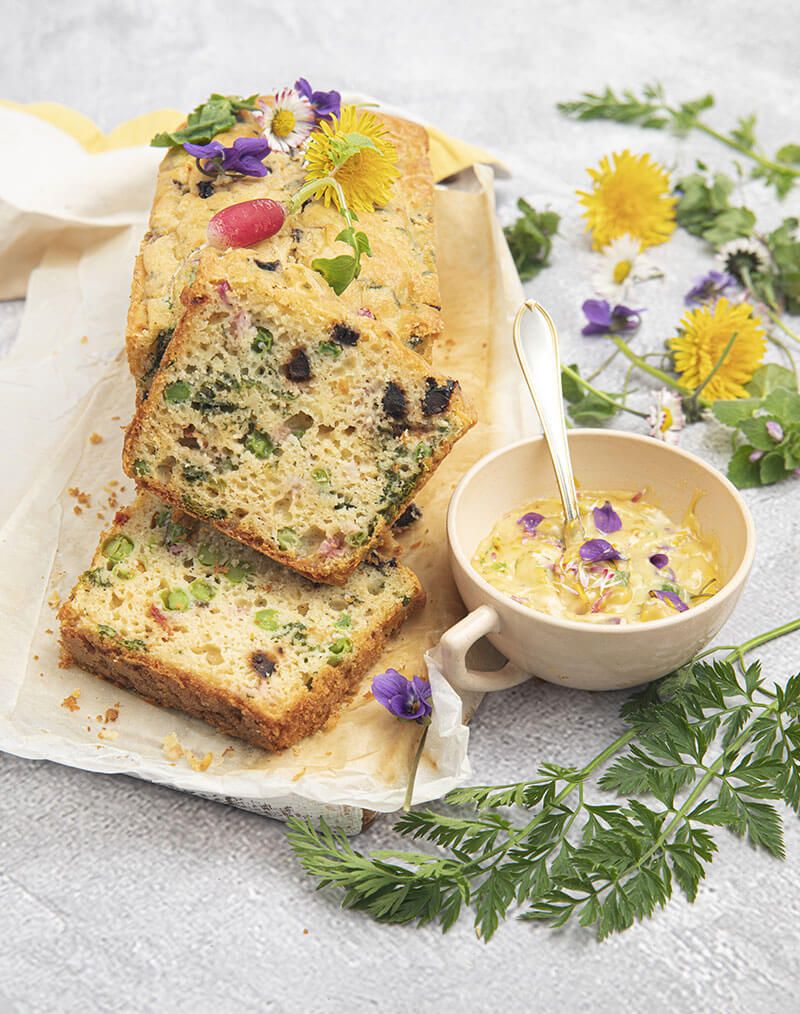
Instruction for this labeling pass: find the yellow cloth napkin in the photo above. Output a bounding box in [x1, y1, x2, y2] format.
[0, 99, 503, 183]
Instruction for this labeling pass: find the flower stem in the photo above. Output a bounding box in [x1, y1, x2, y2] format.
[764, 305, 800, 347]
[684, 117, 800, 182]
[586, 347, 621, 382]
[561, 363, 649, 419]
[608, 337, 691, 396]
[686, 331, 738, 406]
[403, 725, 430, 812]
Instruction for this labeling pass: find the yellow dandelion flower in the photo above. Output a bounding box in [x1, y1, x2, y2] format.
[303, 105, 399, 215]
[578, 150, 677, 250]
[669, 298, 766, 401]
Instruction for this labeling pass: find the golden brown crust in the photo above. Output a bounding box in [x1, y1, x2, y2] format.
[60, 580, 423, 752]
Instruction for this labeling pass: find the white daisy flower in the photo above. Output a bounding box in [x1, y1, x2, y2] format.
[259, 88, 315, 153]
[715, 237, 771, 283]
[592, 235, 662, 302]
[648, 389, 685, 446]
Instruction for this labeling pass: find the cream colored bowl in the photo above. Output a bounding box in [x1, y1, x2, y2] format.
[442, 431, 755, 693]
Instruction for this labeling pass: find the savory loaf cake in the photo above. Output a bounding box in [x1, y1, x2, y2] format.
[122, 265, 476, 584]
[127, 108, 442, 394]
[59, 493, 423, 752]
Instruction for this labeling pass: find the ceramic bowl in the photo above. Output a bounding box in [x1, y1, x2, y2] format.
[441, 431, 755, 693]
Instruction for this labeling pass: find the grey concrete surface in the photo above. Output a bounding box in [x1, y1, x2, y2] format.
[2, 1, 800, 1011]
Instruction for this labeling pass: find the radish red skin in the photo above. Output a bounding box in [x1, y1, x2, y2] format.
[207, 199, 286, 249]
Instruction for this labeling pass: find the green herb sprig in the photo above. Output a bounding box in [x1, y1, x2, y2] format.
[503, 199, 560, 281]
[288, 618, 800, 941]
[150, 94, 259, 148]
[558, 84, 800, 197]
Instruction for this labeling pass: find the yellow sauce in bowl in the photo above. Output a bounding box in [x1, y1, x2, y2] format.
[472, 490, 719, 625]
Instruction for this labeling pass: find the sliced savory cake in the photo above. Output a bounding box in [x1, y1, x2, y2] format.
[122, 266, 475, 584]
[59, 493, 423, 752]
[127, 108, 441, 394]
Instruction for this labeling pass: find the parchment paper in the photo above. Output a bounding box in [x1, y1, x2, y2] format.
[0, 105, 532, 828]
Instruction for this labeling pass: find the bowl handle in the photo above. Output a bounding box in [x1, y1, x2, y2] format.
[439, 604, 532, 694]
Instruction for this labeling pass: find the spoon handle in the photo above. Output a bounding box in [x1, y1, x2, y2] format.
[512, 300, 582, 526]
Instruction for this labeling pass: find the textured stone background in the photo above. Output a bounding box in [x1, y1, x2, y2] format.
[1, 1, 799, 1011]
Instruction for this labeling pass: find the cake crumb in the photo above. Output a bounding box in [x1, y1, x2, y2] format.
[33, 654, 39, 661]
[98, 729, 118, 742]
[80, 335, 88, 344]
[73, 505, 82, 515]
[89, 432, 104, 445]
[303, 929, 309, 936]
[68, 487, 92, 508]
[221, 746, 235, 758]
[187, 751, 213, 772]
[104, 706, 119, 723]
[61, 689, 81, 712]
[162, 732, 184, 761]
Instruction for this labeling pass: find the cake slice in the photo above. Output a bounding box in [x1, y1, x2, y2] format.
[123, 266, 475, 584]
[127, 107, 442, 395]
[59, 493, 423, 752]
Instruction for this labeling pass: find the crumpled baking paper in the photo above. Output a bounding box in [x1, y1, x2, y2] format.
[0, 100, 533, 830]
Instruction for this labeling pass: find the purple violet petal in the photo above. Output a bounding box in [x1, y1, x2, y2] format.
[649, 553, 669, 569]
[652, 589, 689, 612]
[610, 304, 643, 332]
[517, 511, 544, 535]
[294, 77, 313, 102]
[582, 298, 612, 327]
[579, 539, 622, 563]
[183, 141, 225, 158]
[372, 669, 430, 721]
[593, 501, 622, 534]
[749, 449, 764, 463]
[766, 420, 784, 443]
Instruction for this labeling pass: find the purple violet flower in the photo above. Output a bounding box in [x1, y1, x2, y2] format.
[649, 553, 669, 569]
[579, 539, 622, 564]
[295, 77, 341, 121]
[517, 511, 544, 535]
[581, 299, 642, 337]
[372, 669, 432, 723]
[684, 270, 736, 306]
[749, 449, 764, 463]
[651, 589, 688, 612]
[183, 136, 271, 177]
[766, 420, 784, 443]
[593, 501, 622, 534]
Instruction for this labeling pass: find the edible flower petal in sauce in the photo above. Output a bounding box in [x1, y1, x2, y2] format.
[579, 538, 622, 563]
[517, 511, 544, 536]
[593, 500, 622, 534]
[649, 552, 669, 569]
[651, 589, 689, 612]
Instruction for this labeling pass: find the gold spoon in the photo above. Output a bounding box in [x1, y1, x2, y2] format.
[512, 299, 585, 543]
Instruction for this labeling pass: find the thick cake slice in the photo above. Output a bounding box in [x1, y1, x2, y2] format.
[123, 267, 475, 584]
[59, 494, 423, 753]
[127, 108, 442, 394]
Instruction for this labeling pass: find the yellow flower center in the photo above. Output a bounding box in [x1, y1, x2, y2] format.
[612, 259, 632, 285]
[660, 408, 673, 433]
[272, 109, 296, 138]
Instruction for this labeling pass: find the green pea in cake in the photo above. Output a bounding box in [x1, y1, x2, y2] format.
[123, 264, 475, 584]
[59, 493, 423, 752]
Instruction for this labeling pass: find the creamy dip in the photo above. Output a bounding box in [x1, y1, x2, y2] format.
[472, 490, 719, 624]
